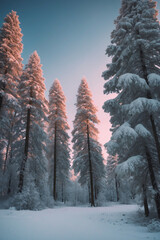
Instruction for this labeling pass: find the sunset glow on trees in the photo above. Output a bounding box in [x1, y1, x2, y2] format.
[0, 0, 160, 226]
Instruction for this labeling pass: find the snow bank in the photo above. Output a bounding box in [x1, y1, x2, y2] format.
[0, 204, 159, 240]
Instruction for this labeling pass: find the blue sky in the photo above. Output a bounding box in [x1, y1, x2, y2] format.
[1, 0, 160, 158]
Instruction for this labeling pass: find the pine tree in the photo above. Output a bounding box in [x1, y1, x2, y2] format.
[72, 78, 105, 206]
[16, 51, 49, 209]
[0, 11, 23, 195]
[48, 79, 70, 201]
[0, 10, 23, 111]
[102, 0, 160, 217]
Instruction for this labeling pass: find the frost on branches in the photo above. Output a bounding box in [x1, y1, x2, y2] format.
[0, 11, 23, 197]
[48, 79, 70, 202]
[72, 78, 105, 206]
[102, 0, 160, 218]
[14, 51, 50, 209]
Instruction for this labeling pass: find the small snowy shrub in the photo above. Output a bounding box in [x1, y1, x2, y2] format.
[147, 219, 160, 232]
[11, 181, 43, 210]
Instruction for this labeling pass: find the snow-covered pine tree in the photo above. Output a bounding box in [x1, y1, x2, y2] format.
[102, 0, 160, 217]
[15, 51, 49, 209]
[0, 11, 23, 196]
[0, 10, 23, 111]
[48, 79, 70, 202]
[72, 78, 105, 206]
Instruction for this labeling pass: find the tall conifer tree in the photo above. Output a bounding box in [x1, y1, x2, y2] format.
[0, 11, 23, 194]
[102, 0, 160, 217]
[72, 78, 104, 206]
[16, 51, 49, 209]
[0, 10, 23, 110]
[48, 79, 70, 201]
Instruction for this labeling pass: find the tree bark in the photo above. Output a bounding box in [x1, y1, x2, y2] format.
[0, 70, 6, 114]
[53, 122, 57, 201]
[87, 122, 95, 207]
[145, 147, 160, 218]
[3, 112, 15, 174]
[62, 182, 64, 202]
[115, 174, 119, 202]
[0, 94, 3, 112]
[7, 175, 11, 195]
[95, 185, 97, 200]
[142, 184, 149, 217]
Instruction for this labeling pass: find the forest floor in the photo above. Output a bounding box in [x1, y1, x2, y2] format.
[0, 203, 160, 240]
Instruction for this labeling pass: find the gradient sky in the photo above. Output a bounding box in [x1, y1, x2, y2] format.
[1, 0, 160, 159]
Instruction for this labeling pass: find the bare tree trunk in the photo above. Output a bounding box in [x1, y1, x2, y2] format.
[0, 70, 7, 114]
[88, 183, 91, 204]
[62, 182, 64, 202]
[115, 174, 119, 201]
[53, 122, 57, 201]
[7, 175, 11, 195]
[0, 94, 3, 112]
[142, 184, 149, 217]
[87, 122, 95, 207]
[3, 112, 15, 174]
[145, 147, 160, 218]
[95, 185, 97, 200]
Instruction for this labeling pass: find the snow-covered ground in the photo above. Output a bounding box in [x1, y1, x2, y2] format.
[0, 204, 160, 240]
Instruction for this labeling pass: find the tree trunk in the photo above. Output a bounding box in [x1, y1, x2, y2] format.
[18, 107, 31, 192]
[115, 174, 119, 201]
[3, 112, 15, 174]
[3, 137, 11, 174]
[95, 185, 97, 200]
[0, 95, 3, 112]
[0, 71, 6, 114]
[62, 182, 64, 202]
[139, 47, 160, 166]
[7, 175, 11, 195]
[145, 147, 160, 218]
[53, 122, 57, 201]
[18, 88, 32, 193]
[142, 184, 149, 217]
[87, 122, 95, 207]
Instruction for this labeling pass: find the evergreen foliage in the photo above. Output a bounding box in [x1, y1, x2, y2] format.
[0, 11, 23, 196]
[102, 0, 160, 217]
[15, 51, 50, 209]
[72, 78, 105, 206]
[48, 79, 70, 202]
